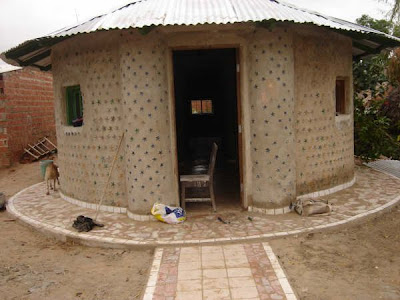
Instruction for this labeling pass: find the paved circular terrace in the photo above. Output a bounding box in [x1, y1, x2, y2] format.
[366, 159, 400, 178]
[6, 166, 400, 249]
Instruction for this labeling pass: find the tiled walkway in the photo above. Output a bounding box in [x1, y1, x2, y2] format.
[6, 165, 400, 299]
[366, 159, 400, 178]
[6, 166, 400, 248]
[144, 243, 296, 300]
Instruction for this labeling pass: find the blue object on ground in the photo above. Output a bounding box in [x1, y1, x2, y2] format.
[40, 160, 53, 178]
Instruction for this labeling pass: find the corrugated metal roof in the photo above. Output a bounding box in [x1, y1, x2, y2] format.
[49, 0, 396, 37]
[2, 0, 400, 70]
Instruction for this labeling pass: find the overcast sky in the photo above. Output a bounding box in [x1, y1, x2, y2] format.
[0, 0, 393, 66]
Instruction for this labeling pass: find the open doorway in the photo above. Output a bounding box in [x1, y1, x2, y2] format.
[172, 48, 241, 212]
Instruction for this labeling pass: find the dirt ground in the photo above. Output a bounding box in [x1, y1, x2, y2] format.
[0, 161, 399, 300]
[271, 207, 400, 300]
[0, 162, 152, 300]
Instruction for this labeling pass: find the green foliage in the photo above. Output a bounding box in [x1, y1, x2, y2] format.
[353, 14, 400, 160]
[353, 55, 389, 91]
[356, 15, 400, 37]
[356, 14, 400, 36]
[383, 87, 400, 137]
[353, 57, 400, 160]
[354, 96, 400, 160]
[387, 48, 400, 85]
[380, 0, 400, 22]
[356, 14, 392, 33]
[393, 24, 400, 36]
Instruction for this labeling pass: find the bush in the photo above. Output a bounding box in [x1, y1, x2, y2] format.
[354, 93, 400, 160]
[353, 15, 400, 160]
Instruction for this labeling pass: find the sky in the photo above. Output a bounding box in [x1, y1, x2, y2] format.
[0, 0, 393, 66]
[286, 0, 391, 22]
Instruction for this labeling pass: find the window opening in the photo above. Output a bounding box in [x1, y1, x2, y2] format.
[191, 99, 213, 115]
[335, 78, 347, 115]
[66, 85, 83, 126]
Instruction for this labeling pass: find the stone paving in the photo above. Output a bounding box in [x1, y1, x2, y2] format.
[144, 243, 296, 300]
[367, 159, 400, 178]
[6, 165, 400, 299]
[6, 165, 400, 248]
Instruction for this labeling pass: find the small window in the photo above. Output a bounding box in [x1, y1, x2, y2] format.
[0, 88, 3, 95]
[191, 99, 213, 115]
[66, 85, 83, 126]
[335, 78, 348, 115]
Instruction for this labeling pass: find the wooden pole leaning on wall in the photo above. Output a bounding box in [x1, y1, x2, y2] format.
[94, 132, 125, 221]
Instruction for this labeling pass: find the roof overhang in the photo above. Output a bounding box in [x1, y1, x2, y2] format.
[1, 36, 68, 71]
[2, 0, 400, 70]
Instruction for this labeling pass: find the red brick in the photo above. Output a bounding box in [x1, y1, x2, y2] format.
[0, 68, 56, 167]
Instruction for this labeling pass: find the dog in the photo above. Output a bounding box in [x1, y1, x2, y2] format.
[44, 162, 60, 195]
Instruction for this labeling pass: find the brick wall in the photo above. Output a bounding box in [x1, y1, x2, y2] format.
[0, 74, 8, 167]
[0, 68, 56, 167]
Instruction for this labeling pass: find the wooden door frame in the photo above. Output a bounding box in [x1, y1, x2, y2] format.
[168, 45, 246, 209]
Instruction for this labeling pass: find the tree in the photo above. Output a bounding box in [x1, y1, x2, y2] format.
[353, 15, 400, 160]
[356, 14, 400, 36]
[356, 14, 392, 33]
[381, 0, 400, 22]
[354, 16, 391, 91]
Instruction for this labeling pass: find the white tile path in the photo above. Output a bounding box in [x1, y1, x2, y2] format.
[144, 243, 297, 300]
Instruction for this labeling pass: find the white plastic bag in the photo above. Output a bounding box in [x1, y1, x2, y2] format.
[151, 203, 186, 224]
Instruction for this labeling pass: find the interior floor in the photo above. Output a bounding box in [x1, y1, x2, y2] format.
[181, 163, 242, 215]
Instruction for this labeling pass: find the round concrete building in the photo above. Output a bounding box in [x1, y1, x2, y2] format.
[4, 0, 399, 218]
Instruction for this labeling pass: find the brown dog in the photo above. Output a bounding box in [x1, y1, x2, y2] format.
[45, 162, 60, 195]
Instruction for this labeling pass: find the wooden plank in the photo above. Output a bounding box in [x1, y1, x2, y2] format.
[28, 144, 44, 155]
[168, 47, 181, 207]
[24, 148, 39, 159]
[35, 143, 50, 155]
[20, 49, 51, 66]
[43, 137, 57, 149]
[236, 47, 245, 208]
[184, 198, 211, 202]
[170, 43, 241, 51]
[38, 140, 52, 151]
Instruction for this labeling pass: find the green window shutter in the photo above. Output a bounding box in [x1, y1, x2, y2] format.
[66, 85, 83, 126]
[77, 89, 83, 118]
[66, 86, 74, 125]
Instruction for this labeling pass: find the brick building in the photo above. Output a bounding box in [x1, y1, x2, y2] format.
[0, 64, 55, 167]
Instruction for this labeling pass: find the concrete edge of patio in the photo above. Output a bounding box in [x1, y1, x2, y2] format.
[5, 167, 400, 249]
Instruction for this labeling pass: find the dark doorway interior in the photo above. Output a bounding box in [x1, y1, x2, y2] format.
[173, 48, 241, 212]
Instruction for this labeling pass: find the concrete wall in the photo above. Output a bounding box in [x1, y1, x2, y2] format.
[0, 69, 55, 167]
[293, 26, 354, 195]
[52, 31, 127, 207]
[52, 30, 178, 212]
[119, 31, 177, 214]
[248, 27, 296, 208]
[51, 23, 354, 214]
